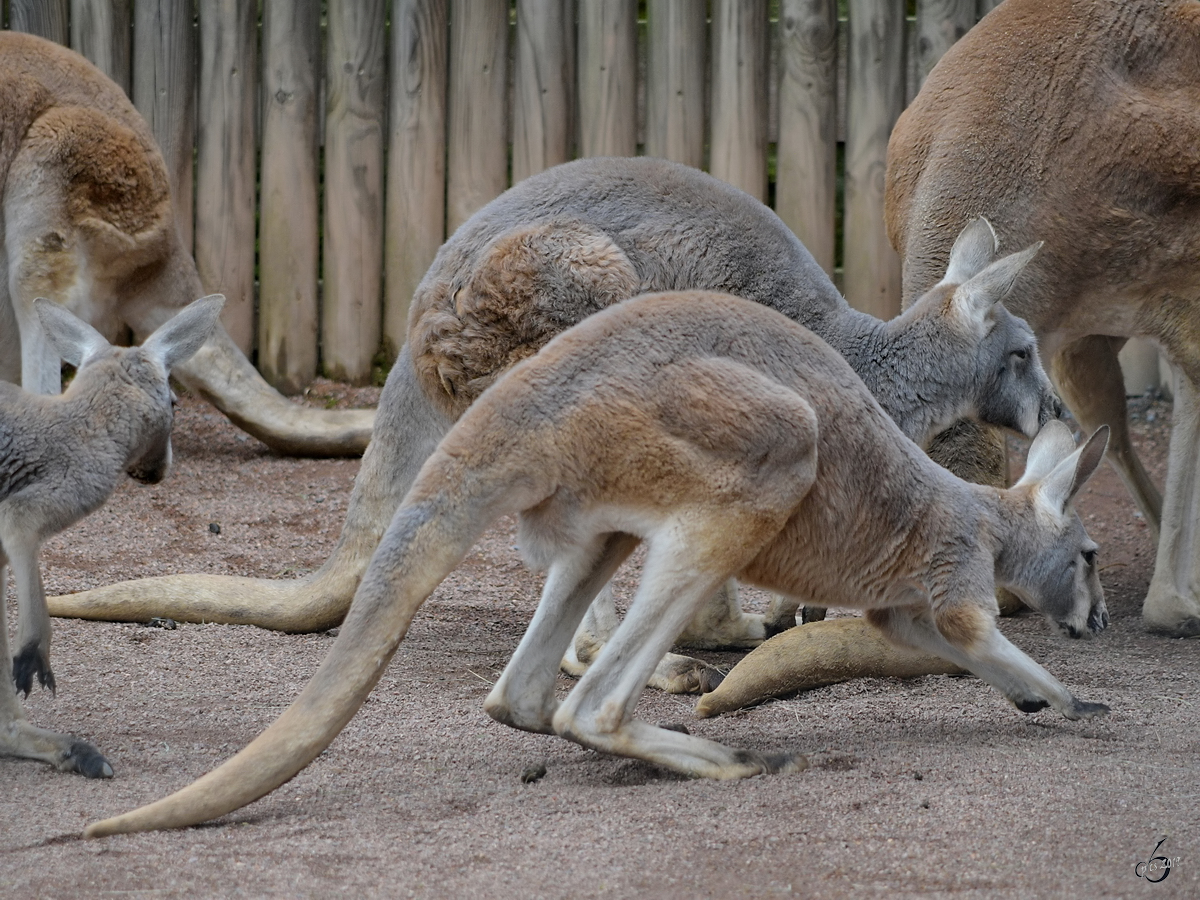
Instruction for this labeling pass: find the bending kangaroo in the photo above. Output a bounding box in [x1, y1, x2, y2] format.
[1, 295, 222, 777]
[0, 31, 371, 457]
[49, 157, 1059, 690]
[887, 0, 1200, 636]
[82, 292, 1108, 837]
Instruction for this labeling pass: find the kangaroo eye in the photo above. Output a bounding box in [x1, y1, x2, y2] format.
[1012, 347, 1029, 361]
[1083, 548, 1098, 566]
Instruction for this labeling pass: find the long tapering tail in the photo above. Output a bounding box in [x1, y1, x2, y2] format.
[83, 485, 495, 837]
[176, 324, 374, 457]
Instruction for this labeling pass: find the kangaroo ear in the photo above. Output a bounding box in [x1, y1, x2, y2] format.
[141, 295, 225, 371]
[1037, 425, 1110, 513]
[1015, 419, 1077, 487]
[940, 217, 999, 286]
[950, 241, 1042, 327]
[34, 298, 110, 367]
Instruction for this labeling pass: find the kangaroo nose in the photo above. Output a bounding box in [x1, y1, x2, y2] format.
[1041, 393, 1064, 425]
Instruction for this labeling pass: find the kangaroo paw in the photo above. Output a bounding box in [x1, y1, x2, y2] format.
[63, 740, 115, 779]
[1064, 698, 1110, 720]
[12, 644, 55, 697]
[647, 652, 726, 694]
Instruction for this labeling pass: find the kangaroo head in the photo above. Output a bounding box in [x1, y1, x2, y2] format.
[998, 421, 1110, 639]
[907, 218, 1061, 439]
[35, 294, 224, 484]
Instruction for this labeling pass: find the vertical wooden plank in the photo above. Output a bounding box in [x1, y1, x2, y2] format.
[513, 0, 574, 183]
[709, 0, 767, 200]
[776, 0, 837, 276]
[646, 0, 706, 169]
[446, 0, 509, 232]
[196, 0, 258, 354]
[259, 0, 321, 394]
[9, 0, 69, 43]
[386, 0, 448, 354]
[71, 0, 132, 94]
[134, 0, 197, 251]
[843, 0, 905, 320]
[976, 0, 1003, 18]
[323, 0, 387, 383]
[577, 0, 637, 158]
[1120, 339, 1164, 396]
[915, 0, 975, 88]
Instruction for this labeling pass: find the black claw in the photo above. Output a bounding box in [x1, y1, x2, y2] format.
[1014, 698, 1050, 714]
[800, 606, 828, 624]
[12, 644, 55, 697]
[697, 668, 725, 694]
[66, 741, 114, 779]
[1070, 699, 1110, 719]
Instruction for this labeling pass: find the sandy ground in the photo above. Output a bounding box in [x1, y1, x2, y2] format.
[1, 385, 1197, 899]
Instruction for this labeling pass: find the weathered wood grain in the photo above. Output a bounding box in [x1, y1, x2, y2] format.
[70, 0, 131, 94]
[577, 0, 637, 159]
[196, 0, 258, 354]
[385, 0, 448, 354]
[322, 0, 387, 383]
[513, 0, 574, 183]
[259, 0, 321, 393]
[646, 0, 705, 168]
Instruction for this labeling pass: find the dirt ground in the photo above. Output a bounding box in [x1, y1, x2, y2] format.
[1, 383, 1197, 899]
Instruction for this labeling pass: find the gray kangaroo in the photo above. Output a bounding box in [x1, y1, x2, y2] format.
[49, 157, 1060, 692]
[81, 292, 1107, 837]
[1, 295, 223, 778]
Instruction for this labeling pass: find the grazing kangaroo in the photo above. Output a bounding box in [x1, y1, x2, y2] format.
[49, 156, 1060, 691]
[1, 295, 223, 778]
[886, 0, 1200, 637]
[0, 31, 370, 457]
[81, 292, 1108, 837]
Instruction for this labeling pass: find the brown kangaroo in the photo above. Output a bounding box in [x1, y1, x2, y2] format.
[48, 155, 1060, 693]
[80, 292, 1109, 837]
[886, 0, 1200, 637]
[0, 31, 370, 457]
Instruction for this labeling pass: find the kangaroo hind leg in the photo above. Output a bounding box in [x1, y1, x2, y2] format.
[486, 533, 640, 734]
[0, 559, 112, 777]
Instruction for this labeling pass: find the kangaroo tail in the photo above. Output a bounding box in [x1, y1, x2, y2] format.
[84, 466, 512, 837]
[175, 323, 374, 457]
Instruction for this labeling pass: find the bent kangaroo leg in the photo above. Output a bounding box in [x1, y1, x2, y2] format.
[553, 535, 805, 779]
[486, 533, 639, 733]
[865, 606, 1108, 720]
[0, 561, 111, 777]
[563, 580, 727, 694]
[1052, 335, 1162, 539]
[1144, 373, 1200, 635]
[47, 345, 452, 631]
[2, 530, 53, 696]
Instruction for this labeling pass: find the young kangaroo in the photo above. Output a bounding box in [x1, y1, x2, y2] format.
[50, 157, 1060, 692]
[0, 31, 369, 456]
[81, 292, 1106, 837]
[1, 295, 223, 778]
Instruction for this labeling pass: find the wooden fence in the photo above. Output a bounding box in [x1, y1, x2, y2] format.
[2, 0, 1165, 395]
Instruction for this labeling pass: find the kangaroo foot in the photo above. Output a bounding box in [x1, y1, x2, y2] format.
[62, 739, 115, 778]
[12, 643, 55, 696]
[647, 652, 726, 694]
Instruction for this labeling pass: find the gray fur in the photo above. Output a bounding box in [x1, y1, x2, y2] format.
[0, 294, 222, 777]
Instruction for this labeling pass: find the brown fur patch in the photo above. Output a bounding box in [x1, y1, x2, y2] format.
[408, 221, 640, 418]
[934, 603, 990, 651]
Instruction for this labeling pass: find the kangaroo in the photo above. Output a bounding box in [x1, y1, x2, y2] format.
[48, 156, 1060, 692]
[886, 0, 1200, 637]
[1, 294, 223, 778]
[0, 31, 370, 457]
[80, 292, 1108, 837]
